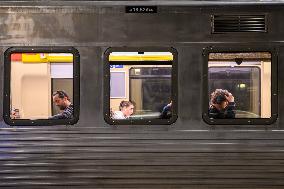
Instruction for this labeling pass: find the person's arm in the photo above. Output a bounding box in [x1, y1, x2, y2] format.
[224, 93, 235, 118]
[225, 102, 236, 118]
[160, 104, 172, 119]
[49, 105, 73, 120]
[208, 106, 220, 119]
[49, 113, 65, 120]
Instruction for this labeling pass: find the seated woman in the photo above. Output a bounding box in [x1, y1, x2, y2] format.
[111, 101, 134, 119]
[209, 89, 235, 119]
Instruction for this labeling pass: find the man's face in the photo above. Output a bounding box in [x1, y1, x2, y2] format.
[220, 100, 228, 109]
[122, 105, 134, 117]
[53, 94, 67, 110]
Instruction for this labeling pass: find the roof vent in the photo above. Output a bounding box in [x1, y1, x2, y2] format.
[212, 15, 267, 33]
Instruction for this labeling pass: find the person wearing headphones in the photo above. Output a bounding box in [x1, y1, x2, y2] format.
[49, 90, 73, 119]
[208, 89, 235, 119]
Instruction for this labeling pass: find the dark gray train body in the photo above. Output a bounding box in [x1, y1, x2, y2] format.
[1, 0, 284, 188]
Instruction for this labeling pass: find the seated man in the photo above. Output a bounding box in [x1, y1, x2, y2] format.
[112, 101, 134, 119]
[49, 90, 73, 119]
[209, 89, 235, 119]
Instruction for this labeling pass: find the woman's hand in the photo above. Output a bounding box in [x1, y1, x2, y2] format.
[226, 93, 234, 102]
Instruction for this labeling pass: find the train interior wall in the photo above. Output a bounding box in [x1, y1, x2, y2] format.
[0, 3, 284, 188]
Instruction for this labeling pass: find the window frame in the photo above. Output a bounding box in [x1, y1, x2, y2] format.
[202, 47, 277, 125]
[3, 47, 80, 126]
[104, 47, 178, 125]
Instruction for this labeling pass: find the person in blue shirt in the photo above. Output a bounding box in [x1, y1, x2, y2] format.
[160, 101, 172, 119]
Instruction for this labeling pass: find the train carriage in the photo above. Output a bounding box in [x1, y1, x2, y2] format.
[0, 0, 284, 188]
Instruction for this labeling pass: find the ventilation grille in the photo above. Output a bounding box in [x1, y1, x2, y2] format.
[212, 15, 267, 33]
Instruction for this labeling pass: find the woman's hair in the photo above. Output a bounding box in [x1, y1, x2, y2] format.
[119, 101, 134, 111]
[210, 89, 230, 105]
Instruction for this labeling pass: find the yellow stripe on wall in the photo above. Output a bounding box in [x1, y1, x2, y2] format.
[48, 55, 73, 63]
[22, 54, 48, 63]
[22, 53, 73, 63]
[109, 55, 173, 61]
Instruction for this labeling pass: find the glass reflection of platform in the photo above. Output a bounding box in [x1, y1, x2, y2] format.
[130, 112, 161, 119]
[235, 110, 260, 118]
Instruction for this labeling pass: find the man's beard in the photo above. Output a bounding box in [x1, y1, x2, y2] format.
[59, 105, 66, 110]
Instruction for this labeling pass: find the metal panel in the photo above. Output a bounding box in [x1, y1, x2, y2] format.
[212, 15, 267, 33]
[0, 2, 284, 189]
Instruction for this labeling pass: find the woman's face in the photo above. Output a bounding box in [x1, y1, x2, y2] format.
[122, 105, 134, 117]
[220, 100, 228, 109]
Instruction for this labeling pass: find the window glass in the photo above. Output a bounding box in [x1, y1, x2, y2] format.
[10, 52, 74, 120]
[208, 52, 271, 119]
[110, 72, 126, 98]
[107, 51, 176, 123]
[129, 67, 171, 118]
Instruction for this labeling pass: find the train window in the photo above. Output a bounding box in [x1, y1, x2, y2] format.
[3, 47, 80, 126]
[104, 48, 178, 125]
[203, 50, 277, 125]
